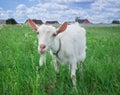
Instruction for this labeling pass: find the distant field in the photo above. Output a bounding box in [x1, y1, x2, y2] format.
[0, 25, 120, 95]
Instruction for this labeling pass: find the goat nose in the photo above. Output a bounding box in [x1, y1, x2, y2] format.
[40, 44, 46, 50]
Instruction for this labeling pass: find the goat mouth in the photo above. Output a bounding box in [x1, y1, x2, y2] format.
[40, 50, 46, 54]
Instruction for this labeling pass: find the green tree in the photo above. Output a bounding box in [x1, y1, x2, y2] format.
[112, 20, 120, 24]
[6, 18, 17, 24]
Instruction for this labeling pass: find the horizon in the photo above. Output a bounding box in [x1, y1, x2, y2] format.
[1, 18, 119, 24]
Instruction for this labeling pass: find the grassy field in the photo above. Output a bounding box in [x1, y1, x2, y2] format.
[0, 25, 120, 95]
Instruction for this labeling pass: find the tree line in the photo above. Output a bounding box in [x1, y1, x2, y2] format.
[5, 18, 120, 24]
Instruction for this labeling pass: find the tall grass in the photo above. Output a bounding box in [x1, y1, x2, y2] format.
[0, 25, 120, 95]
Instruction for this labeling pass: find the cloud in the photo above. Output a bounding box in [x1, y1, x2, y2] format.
[0, 8, 9, 19]
[50, 0, 94, 3]
[16, 4, 27, 10]
[14, 3, 70, 22]
[24, 2, 87, 22]
[35, 2, 68, 10]
[29, 0, 94, 3]
[87, 0, 120, 23]
[0, 0, 120, 23]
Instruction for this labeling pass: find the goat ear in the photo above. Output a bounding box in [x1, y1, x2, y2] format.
[28, 19, 39, 32]
[56, 22, 67, 34]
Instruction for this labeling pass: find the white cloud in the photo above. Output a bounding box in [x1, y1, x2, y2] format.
[16, 4, 27, 10]
[0, 0, 119, 23]
[18, 3, 69, 22]
[29, 0, 94, 3]
[0, 8, 9, 19]
[24, 2, 87, 22]
[33, 2, 68, 11]
[51, 0, 94, 3]
[88, 0, 120, 23]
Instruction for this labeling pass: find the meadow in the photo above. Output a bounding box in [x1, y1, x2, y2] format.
[0, 24, 120, 95]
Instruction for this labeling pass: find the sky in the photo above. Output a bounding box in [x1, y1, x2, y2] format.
[0, 0, 120, 23]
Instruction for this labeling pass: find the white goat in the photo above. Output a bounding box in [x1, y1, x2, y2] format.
[28, 19, 86, 91]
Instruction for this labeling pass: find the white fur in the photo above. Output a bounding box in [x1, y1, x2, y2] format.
[37, 22, 86, 91]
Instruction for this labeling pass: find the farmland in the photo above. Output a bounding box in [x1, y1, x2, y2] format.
[0, 25, 120, 95]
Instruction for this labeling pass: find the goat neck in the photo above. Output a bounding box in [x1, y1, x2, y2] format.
[51, 37, 61, 57]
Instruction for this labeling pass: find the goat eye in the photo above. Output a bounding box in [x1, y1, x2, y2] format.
[52, 33, 57, 37]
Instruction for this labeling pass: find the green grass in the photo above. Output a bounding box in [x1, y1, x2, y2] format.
[0, 25, 120, 95]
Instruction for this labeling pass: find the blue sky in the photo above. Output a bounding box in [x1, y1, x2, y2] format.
[0, 0, 120, 23]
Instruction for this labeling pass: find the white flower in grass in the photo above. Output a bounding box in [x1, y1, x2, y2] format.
[34, 40, 37, 45]
[0, 25, 3, 30]
[24, 33, 28, 38]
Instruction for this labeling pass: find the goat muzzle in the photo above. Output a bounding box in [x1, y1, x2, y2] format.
[40, 44, 46, 50]
[39, 44, 46, 54]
